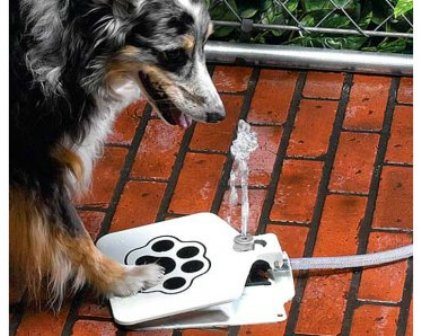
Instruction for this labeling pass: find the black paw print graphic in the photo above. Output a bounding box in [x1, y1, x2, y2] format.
[124, 236, 211, 294]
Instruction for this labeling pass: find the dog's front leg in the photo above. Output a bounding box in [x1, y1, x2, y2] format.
[10, 187, 164, 309]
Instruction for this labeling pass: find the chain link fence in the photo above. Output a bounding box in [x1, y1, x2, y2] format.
[206, 0, 413, 54]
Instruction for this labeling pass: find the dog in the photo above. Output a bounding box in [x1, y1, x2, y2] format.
[10, 0, 225, 309]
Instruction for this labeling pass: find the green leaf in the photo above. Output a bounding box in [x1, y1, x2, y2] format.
[213, 26, 235, 38]
[324, 36, 367, 49]
[303, 0, 333, 12]
[377, 38, 407, 52]
[237, 0, 259, 18]
[322, 13, 352, 29]
[209, 2, 237, 21]
[394, 0, 413, 18]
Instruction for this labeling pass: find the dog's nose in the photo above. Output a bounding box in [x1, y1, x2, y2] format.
[206, 112, 225, 123]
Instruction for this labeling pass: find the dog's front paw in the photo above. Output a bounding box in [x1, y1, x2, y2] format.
[110, 264, 165, 297]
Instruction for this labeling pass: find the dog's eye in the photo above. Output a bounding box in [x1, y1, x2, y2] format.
[160, 48, 185, 63]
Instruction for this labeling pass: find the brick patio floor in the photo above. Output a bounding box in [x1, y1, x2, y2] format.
[10, 66, 413, 336]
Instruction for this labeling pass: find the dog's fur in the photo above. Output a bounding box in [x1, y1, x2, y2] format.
[10, 0, 224, 308]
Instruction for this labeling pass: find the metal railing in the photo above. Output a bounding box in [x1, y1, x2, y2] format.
[207, 0, 413, 54]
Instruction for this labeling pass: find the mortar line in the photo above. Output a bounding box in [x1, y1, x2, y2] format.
[327, 190, 369, 197]
[268, 221, 310, 227]
[284, 155, 325, 162]
[340, 77, 400, 336]
[256, 71, 308, 236]
[188, 149, 228, 155]
[247, 121, 285, 127]
[395, 102, 413, 107]
[383, 162, 413, 168]
[371, 227, 413, 234]
[284, 73, 353, 335]
[76, 205, 109, 213]
[228, 326, 241, 336]
[60, 287, 91, 336]
[128, 177, 168, 183]
[210, 67, 260, 216]
[301, 96, 341, 102]
[73, 316, 113, 322]
[341, 128, 384, 134]
[105, 143, 131, 149]
[396, 258, 413, 336]
[355, 300, 402, 307]
[62, 103, 152, 336]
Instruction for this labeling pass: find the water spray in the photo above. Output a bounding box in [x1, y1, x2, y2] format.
[229, 120, 258, 251]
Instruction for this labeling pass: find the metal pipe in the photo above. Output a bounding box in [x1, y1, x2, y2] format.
[205, 41, 413, 76]
[212, 20, 414, 39]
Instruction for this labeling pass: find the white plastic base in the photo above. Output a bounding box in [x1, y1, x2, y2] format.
[96, 213, 295, 329]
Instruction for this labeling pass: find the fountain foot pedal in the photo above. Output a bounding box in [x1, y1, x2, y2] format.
[97, 213, 295, 329]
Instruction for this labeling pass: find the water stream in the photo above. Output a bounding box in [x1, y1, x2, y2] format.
[228, 120, 258, 238]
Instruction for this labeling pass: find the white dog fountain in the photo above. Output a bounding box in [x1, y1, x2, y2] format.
[97, 212, 295, 329]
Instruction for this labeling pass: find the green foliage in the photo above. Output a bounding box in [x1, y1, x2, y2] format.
[206, 0, 413, 53]
[394, 0, 413, 18]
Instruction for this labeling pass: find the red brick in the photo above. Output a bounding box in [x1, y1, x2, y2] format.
[218, 189, 266, 235]
[131, 119, 184, 180]
[295, 195, 367, 335]
[110, 181, 166, 232]
[238, 322, 286, 336]
[303, 71, 344, 99]
[78, 292, 111, 319]
[373, 166, 412, 230]
[78, 302, 111, 319]
[79, 211, 105, 240]
[107, 99, 146, 145]
[296, 273, 352, 335]
[397, 77, 413, 105]
[169, 153, 226, 214]
[385, 105, 413, 165]
[71, 319, 118, 336]
[350, 305, 399, 336]
[182, 329, 228, 336]
[358, 232, 412, 303]
[270, 160, 323, 223]
[126, 98, 148, 117]
[248, 126, 282, 186]
[344, 75, 391, 131]
[287, 99, 337, 158]
[127, 330, 173, 336]
[314, 195, 367, 257]
[78, 147, 127, 208]
[329, 132, 379, 194]
[190, 95, 243, 152]
[266, 225, 308, 258]
[247, 70, 298, 125]
[16, 305, 70, 336]
[212, 66, 252, 93]
[406, 299, 413, 336]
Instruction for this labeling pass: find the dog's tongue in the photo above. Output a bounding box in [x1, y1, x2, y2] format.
[171, 110, 192, 129]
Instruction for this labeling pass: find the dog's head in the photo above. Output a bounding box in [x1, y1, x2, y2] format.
[86, 0, 225, 128]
